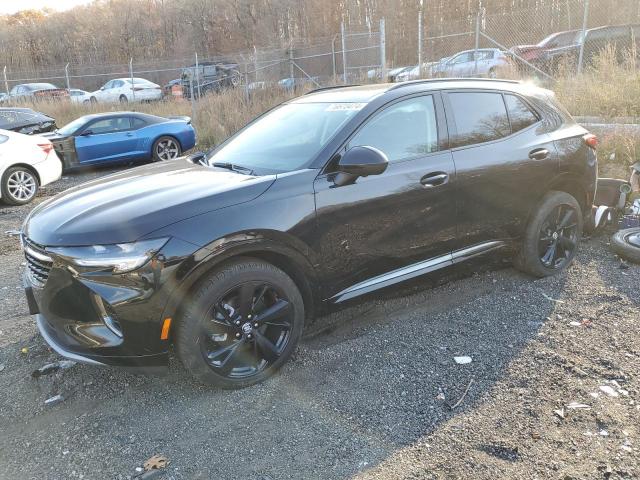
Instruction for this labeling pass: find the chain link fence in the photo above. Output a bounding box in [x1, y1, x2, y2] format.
[1, 23, 384, 101]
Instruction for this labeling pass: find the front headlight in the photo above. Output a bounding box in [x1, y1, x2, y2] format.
[48, 238, 169, 274]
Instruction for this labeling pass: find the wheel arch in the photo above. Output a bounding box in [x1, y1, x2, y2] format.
[1, 162, 41, 185]
[149, 133, 183, 158]
[547, 174, 590, 215]
[161, 238, 320, 341]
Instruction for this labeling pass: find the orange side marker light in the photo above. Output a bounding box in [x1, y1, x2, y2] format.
[160, 317, 172, 340]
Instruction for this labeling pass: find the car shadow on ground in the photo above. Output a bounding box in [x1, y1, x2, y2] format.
[0, 254, 565, 479]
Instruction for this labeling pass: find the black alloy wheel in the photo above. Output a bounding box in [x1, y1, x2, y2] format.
[538, 204, 579, 269]
[514, 191, 583, 277]
[201, 282, 294, 379]
[175, 259, 304, 388]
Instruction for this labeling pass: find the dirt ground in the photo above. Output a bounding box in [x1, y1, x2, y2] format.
[0, 169, 638, 479]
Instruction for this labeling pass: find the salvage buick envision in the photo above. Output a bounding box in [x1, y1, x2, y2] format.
[22, 79, 597, 388]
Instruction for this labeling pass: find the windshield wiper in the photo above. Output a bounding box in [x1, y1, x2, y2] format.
[212, 162, 254, 175]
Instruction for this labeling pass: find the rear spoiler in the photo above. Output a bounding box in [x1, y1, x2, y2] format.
[168, 115, 191, 124]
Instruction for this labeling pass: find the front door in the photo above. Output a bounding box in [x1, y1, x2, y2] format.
[313, 93, 458, 302]
[75, 117, 137, 164]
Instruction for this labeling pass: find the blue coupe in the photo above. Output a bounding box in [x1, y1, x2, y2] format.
[43, 112, 196, 170]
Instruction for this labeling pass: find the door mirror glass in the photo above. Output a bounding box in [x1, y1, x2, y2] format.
[336, 146, 388, 180]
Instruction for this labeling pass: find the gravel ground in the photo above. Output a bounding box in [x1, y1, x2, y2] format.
[0, 170, 638, 479]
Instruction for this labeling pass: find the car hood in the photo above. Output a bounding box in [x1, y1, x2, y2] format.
[24, 159, 276, 246]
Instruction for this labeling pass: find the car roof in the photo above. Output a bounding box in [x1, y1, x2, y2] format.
[78, 111, 166, 122]
[295, 79, 543, 104]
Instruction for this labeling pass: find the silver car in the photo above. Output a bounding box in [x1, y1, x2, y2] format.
[433, 48, 510, 78]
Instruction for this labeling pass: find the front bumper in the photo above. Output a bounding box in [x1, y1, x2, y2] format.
[23, 237, 197, 373]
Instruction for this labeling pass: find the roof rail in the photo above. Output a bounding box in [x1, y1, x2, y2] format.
[388, 77, 522, 91]
[305, 84, 361, 95]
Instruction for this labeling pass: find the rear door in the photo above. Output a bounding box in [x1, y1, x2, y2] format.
[444, 90, 558, 248]
[74, 117, 137, 164]
[313, 93, 458, 300]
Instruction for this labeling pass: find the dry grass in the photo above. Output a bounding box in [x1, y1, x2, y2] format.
[554, 46, 640, 119]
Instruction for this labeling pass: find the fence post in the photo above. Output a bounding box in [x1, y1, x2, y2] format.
[379, 18, 386, 81]
[474, 10, 481, 75]
[64, 63, 70, 91]
[3, 66, 8, 95]
[129, 58, 136, 102]
[195, 52, 201, 99]
[341, 21, 347, 83]
[331, 34, 338, 81]
[288, 45, 294, 82]
[577, 0, 590, 74]
[418, 10, 423, 77]
[253, 46, 259, 83]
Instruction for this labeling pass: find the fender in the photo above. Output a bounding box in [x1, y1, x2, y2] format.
[160, 231, 321, 333]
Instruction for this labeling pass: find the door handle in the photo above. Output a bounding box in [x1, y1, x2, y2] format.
[528, 148, 549, 160]
[420, 172, 449, 188]
[126, 132, 134, 137]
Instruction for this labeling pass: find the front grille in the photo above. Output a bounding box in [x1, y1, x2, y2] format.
[23, 237, 53, 287]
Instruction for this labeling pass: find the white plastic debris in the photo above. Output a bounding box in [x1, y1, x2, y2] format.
[454, 356, 472, 365]
[599, 430, 609, 437]
[599, 385, 619, 397]
[44, 394, 65, 406]
[566, 402, 591, 410]
[569, 321, 582, 327]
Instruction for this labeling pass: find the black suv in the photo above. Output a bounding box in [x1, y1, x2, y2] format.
[22, 80, 597, 388]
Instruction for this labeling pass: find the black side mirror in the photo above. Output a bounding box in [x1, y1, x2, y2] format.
[335, 146, 388, 186]
[187, 151, 207, 165]
[80, 129, 93, 136]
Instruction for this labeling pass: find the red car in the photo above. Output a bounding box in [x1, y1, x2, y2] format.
[511, 30, 580, 64]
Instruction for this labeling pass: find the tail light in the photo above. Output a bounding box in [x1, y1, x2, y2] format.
[584, 133, 598, 149]
[37, 142, 54, 156]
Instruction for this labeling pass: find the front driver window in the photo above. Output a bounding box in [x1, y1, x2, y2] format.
[86, 118, 131, 134]
[348, 96, 439, 162]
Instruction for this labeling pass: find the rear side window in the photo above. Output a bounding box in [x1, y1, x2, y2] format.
[348, 95, 439, 162]
[505, 95, 539, 132]
[448, 92, 510, 147]
[131, 118, 147, 129]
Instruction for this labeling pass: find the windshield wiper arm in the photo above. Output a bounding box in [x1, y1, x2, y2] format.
[212, 162, 254, 175]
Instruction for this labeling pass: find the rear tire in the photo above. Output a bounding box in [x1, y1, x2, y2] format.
[152, 136, 181, 161]
[514, 191, 583, 277]
[1, 166, 39, 206]
[610, 228, 640, 263]
[90, 96, 97, 104]
[175, 259, 304, 388]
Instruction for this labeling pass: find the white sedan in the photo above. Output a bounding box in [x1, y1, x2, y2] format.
[69, 89, 91, 104]
[89, 77, 163, 104]
[0, 129, 62, 205]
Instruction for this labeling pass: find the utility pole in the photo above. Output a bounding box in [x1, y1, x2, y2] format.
[129, 58, 136, 102]
[65, 63, 70, 91]
[474, 11, 481, 75]
[577, 0, 590, 74]
[380, 18, 386, 81]
[3, 66, 9, 95]
[418, 10, 423, 77]
[341, 21, 348, 83]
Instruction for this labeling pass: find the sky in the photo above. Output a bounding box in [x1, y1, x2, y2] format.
[0, 0, 93, 15]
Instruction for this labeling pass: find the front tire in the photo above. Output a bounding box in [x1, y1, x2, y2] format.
[514, 191, 583, 277]
[152, 136, 181, 161]
[175, 259, 305, 388]
[1, 166, 39, 205]
[119, 94, 128, 104]
[90, 96, 97, 104]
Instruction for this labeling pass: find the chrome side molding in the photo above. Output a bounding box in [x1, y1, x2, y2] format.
[330, 240, 506, 303]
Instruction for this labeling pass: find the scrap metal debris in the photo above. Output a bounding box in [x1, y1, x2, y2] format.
[31, 360, 76, 378]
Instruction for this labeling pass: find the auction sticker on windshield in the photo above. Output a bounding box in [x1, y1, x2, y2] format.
[325, 103, 367, 111]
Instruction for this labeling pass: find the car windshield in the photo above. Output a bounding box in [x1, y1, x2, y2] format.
[207, 102, 364, 174]
[538, 31, 579, 48]
[58, 117, 89, 136]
